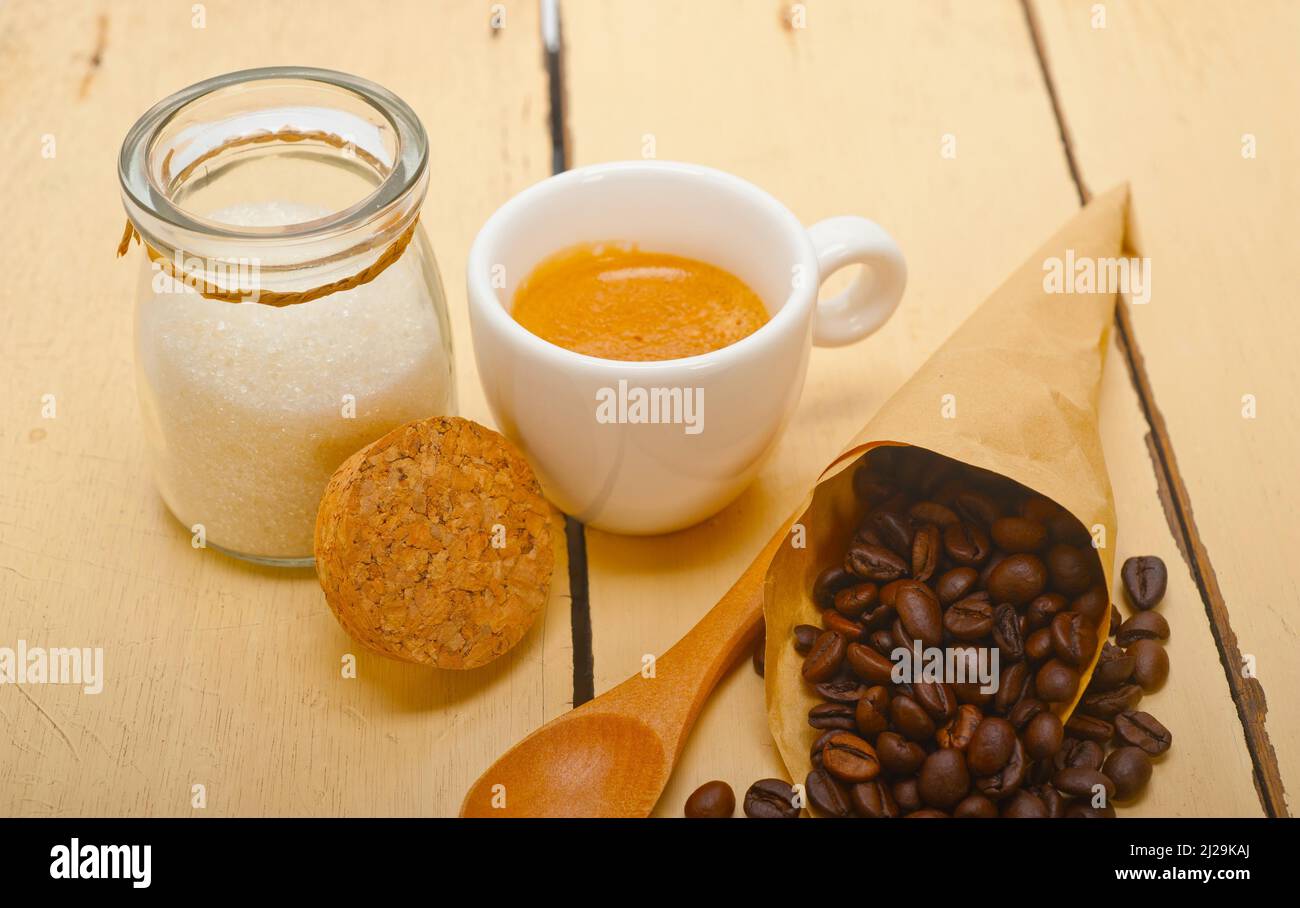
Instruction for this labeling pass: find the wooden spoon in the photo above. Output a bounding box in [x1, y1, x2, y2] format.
[460, 521, 792, 817]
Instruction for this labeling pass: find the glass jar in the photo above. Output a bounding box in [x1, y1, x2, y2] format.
[118, 67, 455, 566]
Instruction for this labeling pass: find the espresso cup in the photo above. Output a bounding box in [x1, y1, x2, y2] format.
[467, 160, 906, 534]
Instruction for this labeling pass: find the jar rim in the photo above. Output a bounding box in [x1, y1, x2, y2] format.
[118, 66, 428, 242]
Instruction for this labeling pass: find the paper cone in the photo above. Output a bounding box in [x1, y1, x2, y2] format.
[764, 186, 1131, 795]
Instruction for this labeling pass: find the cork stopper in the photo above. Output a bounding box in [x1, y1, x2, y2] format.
[315, 416, 553, 670]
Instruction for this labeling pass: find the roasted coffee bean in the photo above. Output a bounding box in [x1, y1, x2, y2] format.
[808, 702, 857, 730]
[685, 781, 735, 818]
[954, 489, 1000, 527]
[1121, 555, 1167, 611]
[1064, 713, 1114, 742]
[911, 523, 942, 582]
[743, 779, 799, 818]
[1057, 738, 1105, 772]
[822, 610, 866, 641]
[752, 627, 766, 676]
[1065, 802, 1116, 818]
[914, 681, 958, 723]
[1103, 746, 1153, 800]
[855, 690, 891, 737]
[1023, 711, 1065, 760]
[822, 732, 881, 783]
[809, 729, 838, 767]
[833, 582, 878, 618]
[1116, 611, 1170, 647]
[1115, 710, 1172, 755]
[919, 748, 970, 809]
[892, 777, 923, 813]
[953, 793, 999, 818]
[944, 595, 995, 640]
[1044, 544, 1096, 597]
[1035, 785, 1067, 818]
[909, 500, 959, 528]
[1080, 683, 1142, 719]
[1036, 659, 1080, 703]
[974, 738, 1027, 801]
[1129, 638, 1170, 691]
[1052, 767, 1115, 800]
[815, 678, 871, 703]
[891, 616, 917, 652]
[878, 579, 906, 609]
[806, 768, 852, 817]
[990, 516, 1048, 553]
[987, 554, 1048, 606]
[891, 695, 938, 742]
[991, 604, 1025, 662]
[1050, 611, 1098, 668]
[994, 661, 1030, 715]
[935, 567, 979, 605]
[1070, 584, 1110, 624]
[845, 543, 909, 581]
[852, 467, 897, 506]
[868, 509, 915, 558]
[867, 629, 896, 656]
[875, 731, 926, 777]
[846, 642, 895, 684]
[936, 704, 984, 751]
[977, 550, 1006, 589]
[1020, 495, 1060, 524]
[1001, 789, 1050, 818]
[943, 521, 992, 567]
[1008, 697, 1047, 730]
[1027, 593, 1067, 631]
[1092, 641, 1136, 690]
[802, 630, 846, 682]
[895, 581, 944, 648]
[849, 780, 900, 818]
[967, 717, 1017, 775]
[1025, 628, 1054, 663]
[792, 624, 820, 654]
[813, 565, 857, 608]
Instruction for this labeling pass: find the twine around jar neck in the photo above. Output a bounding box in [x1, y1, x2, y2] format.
[117, 129, 418, 308]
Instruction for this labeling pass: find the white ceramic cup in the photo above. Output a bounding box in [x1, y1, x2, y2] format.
[467, 161, 906, 535]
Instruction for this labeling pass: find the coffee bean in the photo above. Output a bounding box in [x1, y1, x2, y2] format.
[953, 793, 999, 818]
[992, 603, 1025, 662]
[909, 500, 959, 528]
[1036, 659, 1080, 703]
[1129, 639, 1170, 691]
[1044, 544, 1096, 597]
[1050, 611, 1097, 667]
[833, 583, 878, 618]
[974, 738, 1027, 801]
[911, 523, 941, 582]
[943, 521, 992, 567]
[914, 681, 958, 723]
[892, 777, 923, 813]
[1035, 785, 1067, 818]
[1001, 789, 1049, 818]
[743, 779, 799, 818]
[849, 780, 900, 818]
[954, 489, 1000, 527]
[1079, 683, 1142, 719]
[814, 678, 870, 703]
[822, 610, 866, 641]
[852, 467, 896, 506]
[1121, 555, 1167, 611]
[936, 704, 983, 751]
[1025, 628, 1054, 663]
[685, 781, 735, 818]
[890, 695, 937, 742]
[869, 509, 915, 559]
[1008, 697, 1047, 730]
[1091, 641, 1135, 690]
[822, 732, 881, 783]
[1070, 584, 1110, 624]
[845, 543, 909, 581]
[1024, 711, 1064, 760]
[1064, 713, 1114, 742]
[813, 565, 857, 608]
[855, 691, 891, 737]
[993, 661, 1030, 715]
[987, 553, 1048, 605]
[1103, 746, 1153, 800]
[895, 581, 943, 648]
[867, 629, 896, 656]
[792, 624, 820, 654]
[991, 516, 1048, 553]
[1027, 593, 1067, 630]
[875, 731, 926, 776]
[891, 616, 917, 651]
[802, 630, 846, 682]
[944, 595, 995, 640]
[1057, 738, 1105, 772]
[935, 567, 979, 605]
[1052, 767, 1115, 801]
[806, 768, 851, 817]
[967, 717, 1016, 775]
[1116, 611, 1170, 647]
[919, 748, 970, 809]
[1115, 710, 1172, 755]
[808, 702, 857, 730]
[846, 642, 895, 684]
[810, 729, 837, 767]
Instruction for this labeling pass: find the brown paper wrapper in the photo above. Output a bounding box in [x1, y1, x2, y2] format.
[764, 186, 1131, 793]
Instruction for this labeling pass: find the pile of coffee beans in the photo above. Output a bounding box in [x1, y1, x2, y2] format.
[721, 447, 1172, 819]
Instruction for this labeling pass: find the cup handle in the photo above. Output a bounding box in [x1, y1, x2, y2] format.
[806, 216, 907, 347]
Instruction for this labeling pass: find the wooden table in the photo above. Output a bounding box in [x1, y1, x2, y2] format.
[0, 0, 1291, 817]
